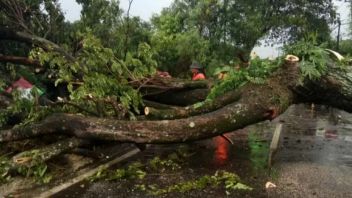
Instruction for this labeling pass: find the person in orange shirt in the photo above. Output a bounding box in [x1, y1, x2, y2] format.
[190, 62, 206, 81]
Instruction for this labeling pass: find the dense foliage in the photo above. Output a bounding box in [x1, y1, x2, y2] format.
[284, 35, 330, 80]
[29, 32, 157, 119]
[0, 0, 339, 124]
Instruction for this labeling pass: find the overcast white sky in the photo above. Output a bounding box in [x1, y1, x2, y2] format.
[59, 0, 351, 58]
[59, 0, 173, 22]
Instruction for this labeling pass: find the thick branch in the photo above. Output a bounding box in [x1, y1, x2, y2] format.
[0, 54, 41, 67]
[0, 27, 75, 62]
[144, 90, 242, 119]
[10, 137, 88, 169]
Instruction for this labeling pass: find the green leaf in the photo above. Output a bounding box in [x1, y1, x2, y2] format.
[232, 183, 253, 191]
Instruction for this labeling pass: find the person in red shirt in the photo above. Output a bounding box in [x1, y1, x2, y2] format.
[190, 62, 206, 80]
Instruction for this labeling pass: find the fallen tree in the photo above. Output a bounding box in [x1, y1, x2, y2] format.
[1, 29, 352, 170]
[0, 59, 337, 144]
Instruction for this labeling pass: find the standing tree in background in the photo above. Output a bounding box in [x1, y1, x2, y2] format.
[76, 0, 122, 48]
[0, 0, 70, 54]
[76, 0, 152, 59]
[151, 0, 336, 75]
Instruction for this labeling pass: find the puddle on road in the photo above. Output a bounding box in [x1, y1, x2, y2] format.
[56, 104, 352, 197]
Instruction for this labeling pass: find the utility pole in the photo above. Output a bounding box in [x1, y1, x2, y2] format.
[337, 17, 341, 51]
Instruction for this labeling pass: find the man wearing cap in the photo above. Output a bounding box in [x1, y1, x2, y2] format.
[190, 62, 206, 81]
